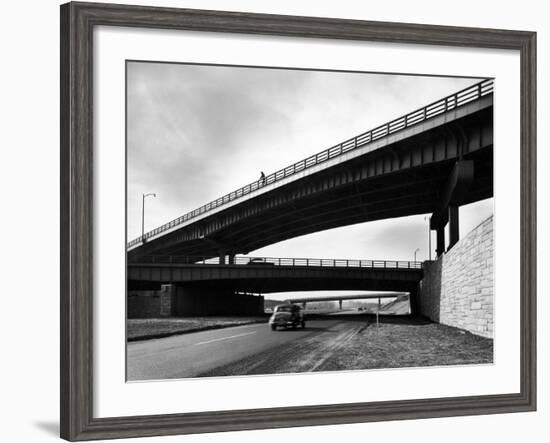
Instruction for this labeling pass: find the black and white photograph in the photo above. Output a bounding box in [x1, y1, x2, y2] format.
[125, 62, 495, 381]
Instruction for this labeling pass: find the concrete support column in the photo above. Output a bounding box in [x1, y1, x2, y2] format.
[448, 205, 459, 250]
[302, 302, 307, 310]
[436, 226, 446, 257]
[228, 254, 235, 265]
[160, 284, 176, 317]
[218, 249, 226, 265]
[409, 288, 418, 316]
[339, 300, 343, 310]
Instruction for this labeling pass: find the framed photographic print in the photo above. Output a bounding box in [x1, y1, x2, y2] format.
[60, 1, 536, 441]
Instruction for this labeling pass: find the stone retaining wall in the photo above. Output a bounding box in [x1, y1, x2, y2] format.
[418, 215, 493, 338]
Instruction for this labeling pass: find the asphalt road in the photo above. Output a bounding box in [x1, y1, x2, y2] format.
[127, 318, 360, 381]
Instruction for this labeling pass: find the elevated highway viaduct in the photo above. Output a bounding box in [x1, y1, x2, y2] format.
[128, 80, 493, 262]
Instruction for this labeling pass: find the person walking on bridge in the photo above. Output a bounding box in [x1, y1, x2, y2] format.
[259, 171, 266, 185]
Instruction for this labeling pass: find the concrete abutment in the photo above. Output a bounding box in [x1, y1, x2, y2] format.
[128, 285, 264, 318]
[418, 214, 494, 338]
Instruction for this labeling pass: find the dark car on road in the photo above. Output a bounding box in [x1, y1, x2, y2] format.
[246, 257, 276, 266]
[269, 304, 305, 330]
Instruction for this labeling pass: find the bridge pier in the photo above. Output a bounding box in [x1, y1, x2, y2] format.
[436, 226, 445, 257]
[430, 160, 474, 256]
[339, 300, 342, 311]
[448, 205, 460, 251]
[433, 205, 460, 256]
[408, 287, 419, 316]
[160, 284, 176, 317]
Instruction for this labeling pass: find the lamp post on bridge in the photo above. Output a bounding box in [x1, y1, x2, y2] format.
[414, 247, 420, 262]
[141, 192, 156, 242]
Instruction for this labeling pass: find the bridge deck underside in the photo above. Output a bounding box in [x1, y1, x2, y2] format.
[129, 105, 493, 260]
[128, 264, 422, 293]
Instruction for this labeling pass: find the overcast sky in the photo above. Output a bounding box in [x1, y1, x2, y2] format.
[127, 62, 493, 300]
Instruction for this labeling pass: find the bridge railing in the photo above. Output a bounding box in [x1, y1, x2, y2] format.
[128, 255, 423, 269]
[128, 78, 494, 248]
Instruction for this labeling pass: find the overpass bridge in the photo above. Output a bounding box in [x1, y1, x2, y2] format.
[128, 256, 423, 293]
[128, 256, 423, 317]
[128, 79, 494, 261]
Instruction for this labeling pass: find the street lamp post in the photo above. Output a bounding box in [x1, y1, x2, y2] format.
[141, 192, 156, 242]
[414, 247, 420, 262]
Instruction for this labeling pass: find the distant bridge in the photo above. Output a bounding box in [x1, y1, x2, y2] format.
[128, 80, 494, 261]
[285, 292, 407, 304]
[284, 292, 408, 311]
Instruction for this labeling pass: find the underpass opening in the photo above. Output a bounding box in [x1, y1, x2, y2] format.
[264, 290, 412, 317]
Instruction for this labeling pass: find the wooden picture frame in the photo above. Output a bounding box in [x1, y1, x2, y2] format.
[60, 1, 536, 440]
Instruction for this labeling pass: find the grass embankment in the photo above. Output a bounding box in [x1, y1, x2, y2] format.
[128, 316, 267, 341]
[315, 316, 493, 371]
[200, 315, 493, 377]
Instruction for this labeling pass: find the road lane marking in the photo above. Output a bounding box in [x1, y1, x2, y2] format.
[194, 331, 257, 346]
